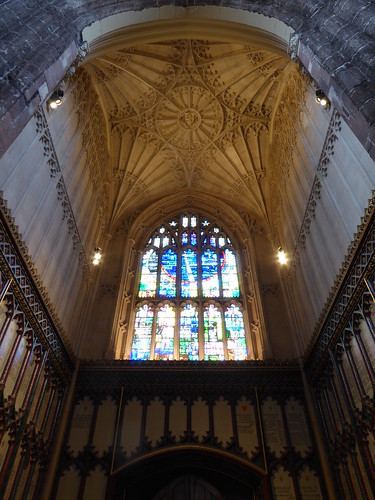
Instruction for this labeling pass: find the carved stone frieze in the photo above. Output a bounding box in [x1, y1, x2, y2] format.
[99, 284, 119, 298]
[286, 110, 342, 280]
[35, 109, 61, 178]
[261, 283, 280, 297]
[34, 107, 92, 281]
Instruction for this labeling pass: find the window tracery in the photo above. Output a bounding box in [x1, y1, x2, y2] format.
[131, 214, 248, 360]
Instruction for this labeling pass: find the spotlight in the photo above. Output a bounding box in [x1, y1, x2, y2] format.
[315, 89, 329, 108]
[277, 247, 287, 265]
[93, 247, 102, 266]
[48, 90, 64, 110]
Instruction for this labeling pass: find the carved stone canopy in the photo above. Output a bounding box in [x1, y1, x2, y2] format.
[80, 38, 304, 232]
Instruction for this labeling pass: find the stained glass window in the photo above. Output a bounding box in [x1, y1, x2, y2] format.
[131, 214, 248, 360]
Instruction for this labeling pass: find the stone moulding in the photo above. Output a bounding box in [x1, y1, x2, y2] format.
[305, 190, 375, 380]
[0, 199, 74, 382]
[286, 110, 342, 280]
[35, 107, 92, 282]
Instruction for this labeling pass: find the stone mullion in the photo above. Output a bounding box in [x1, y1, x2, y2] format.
[322, 386, 338, 438]
[7, 444, 25, 500]
[221, 308, 228, 361]
[44, 384, 65, 443]
[343, 331, 367, 401]
[330, 347, 375, 495]
[0, 421, 19, 494]
[362, 294, 375, 343]
[0, 313, 24, 385]
[0, 294, 14, 345]
[352, 313, 375, 387]
[329, 375, 347, 428]
[10, 331, 34, 413]
[31, 365, 50, 430]
[348, 450, 371, 500]
[361, 429, 375, 488]
[315, 392, 331, 442]
[331, 346, 357, 413]
[18, 346, 44, 426]
[0, 313, 25, 446]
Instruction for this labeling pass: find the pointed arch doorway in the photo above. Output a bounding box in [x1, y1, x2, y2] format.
[106, 448, 266, 499]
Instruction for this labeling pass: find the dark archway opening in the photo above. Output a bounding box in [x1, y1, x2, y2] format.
[106, 448, 266, 499]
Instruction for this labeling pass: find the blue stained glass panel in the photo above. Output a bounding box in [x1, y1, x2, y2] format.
[181, 249, 198, 297]
[220, 249, 240, 297]
[180, 304, 199, 360]
[190, 232, 197, 245]
[182, 232, 188, 245]
[139, 249, 158, 297]
[159, 249, 177, 297]
[203, 305, 224, 360]
[209, 236, 216, 247]
[225, 305, 247, 360]
[131, 305, 154, 360]
[154, 305, 175, 360]
[202, 249, 220, 297]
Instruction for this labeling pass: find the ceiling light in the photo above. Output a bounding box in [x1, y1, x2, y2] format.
[48, 90, 64, 110]
[277, 247, 287, 265]
[315, 89, 329, 108]
[93, 247, 102, 266]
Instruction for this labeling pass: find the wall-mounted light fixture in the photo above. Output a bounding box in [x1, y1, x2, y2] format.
[48, 90, 64, 110]
[93, 247, 102, 266]
[315, 89, 330, 109]
[277, 246, 287, 265]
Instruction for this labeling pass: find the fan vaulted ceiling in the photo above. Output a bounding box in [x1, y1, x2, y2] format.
[80, 39, 304, 231]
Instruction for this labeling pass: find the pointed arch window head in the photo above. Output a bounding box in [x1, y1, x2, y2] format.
[131, 214, 248, 361]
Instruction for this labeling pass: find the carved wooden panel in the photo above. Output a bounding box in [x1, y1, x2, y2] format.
[57, 362, 323, 499]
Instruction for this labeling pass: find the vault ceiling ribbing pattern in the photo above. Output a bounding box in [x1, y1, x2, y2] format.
[84, 40, 294, 228]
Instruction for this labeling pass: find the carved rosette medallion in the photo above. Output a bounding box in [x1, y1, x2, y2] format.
[156, 86, 223, 150]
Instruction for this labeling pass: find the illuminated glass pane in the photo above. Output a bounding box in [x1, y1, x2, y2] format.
[181, 249, 198, 297]
[131, 305, 154, 360]
[154, 305, 175, 360]
[204, 305, 224, 360]
[132, 214, 248, 363]
[139, 250, 158, 298]
[225, 305, 247, 360]
[220, 249, 240, 297]
[202, 249, 220, 297]
[159, 249, 177, 297]
[180, 304, 199, 360]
